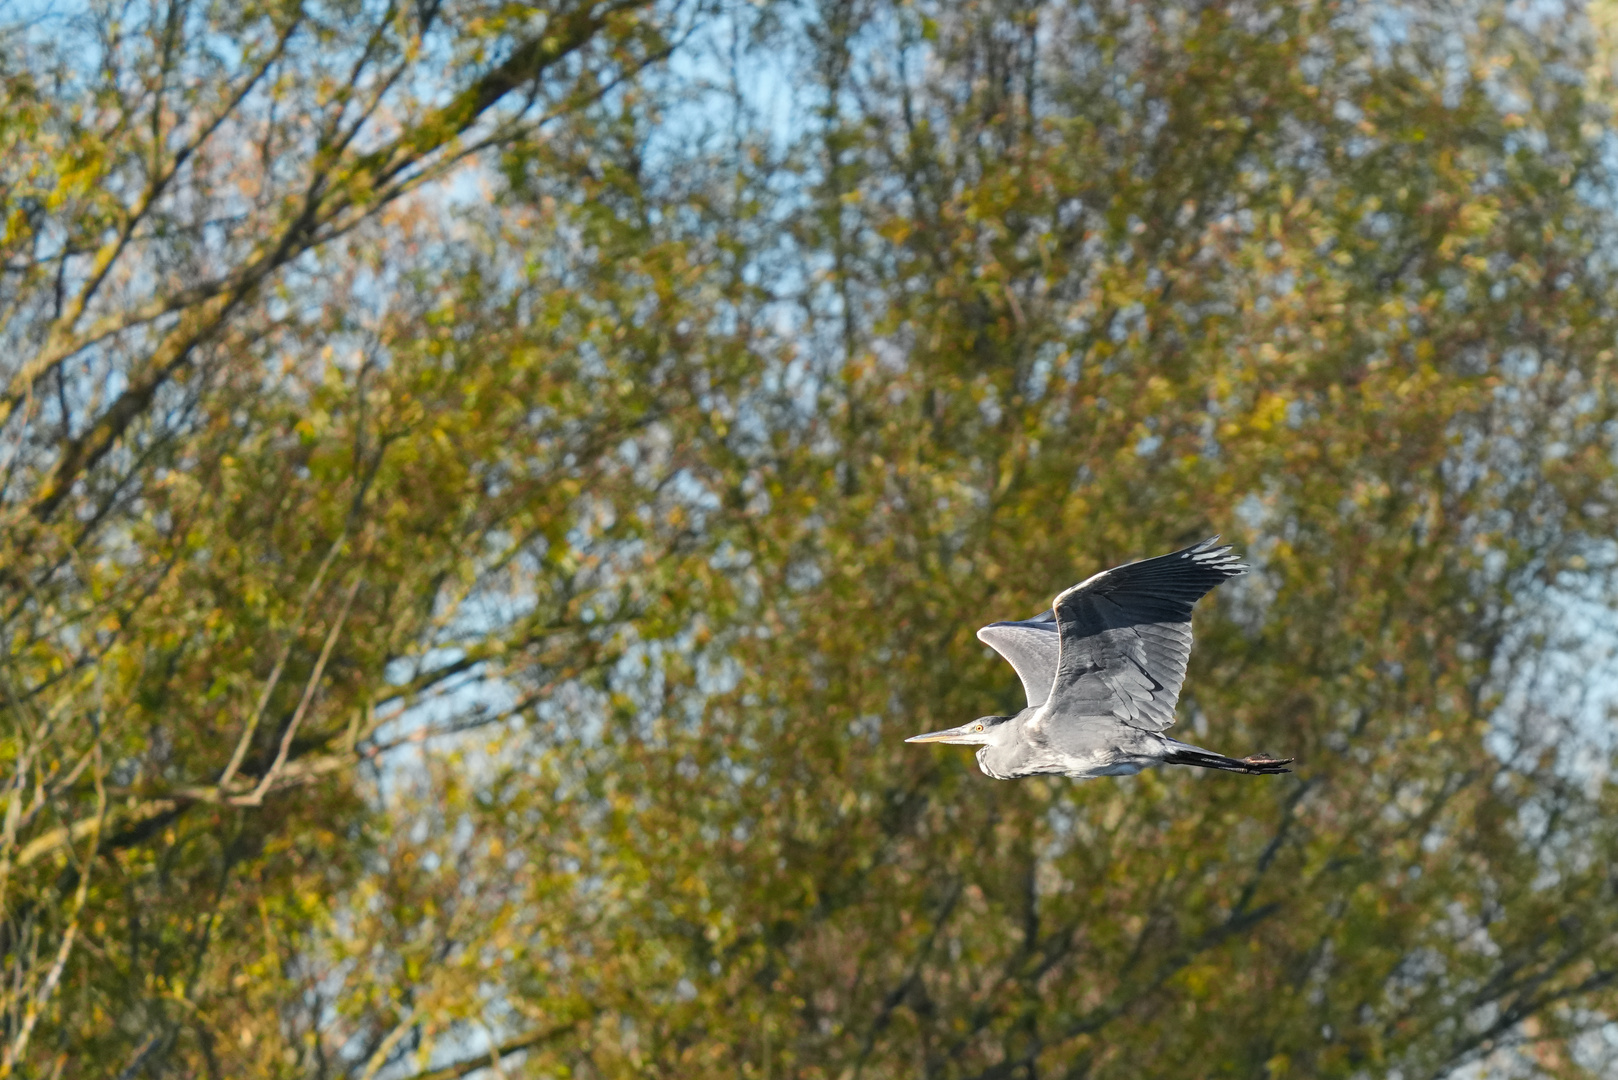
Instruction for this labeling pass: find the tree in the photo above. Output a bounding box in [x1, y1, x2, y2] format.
[5, 0, 1618, 1077]
[0, 0, 702, 1073]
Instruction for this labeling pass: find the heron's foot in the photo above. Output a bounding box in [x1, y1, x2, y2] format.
[1238, 755, 1294, 774]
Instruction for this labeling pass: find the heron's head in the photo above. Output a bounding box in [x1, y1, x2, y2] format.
[905, 715, 1013, 746]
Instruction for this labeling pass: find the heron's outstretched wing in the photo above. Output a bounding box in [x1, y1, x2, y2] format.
[1045, 537, 1246, 732]
[977, 612, 1059, 707]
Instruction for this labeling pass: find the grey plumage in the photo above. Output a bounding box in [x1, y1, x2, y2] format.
[906, 537, 1292, 780]
[974, 613, 1057, 707]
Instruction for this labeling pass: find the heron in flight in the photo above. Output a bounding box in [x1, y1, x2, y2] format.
[906, 537, 1292, 780]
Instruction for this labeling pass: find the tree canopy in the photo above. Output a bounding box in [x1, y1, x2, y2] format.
[3, 0, 1618, 1076]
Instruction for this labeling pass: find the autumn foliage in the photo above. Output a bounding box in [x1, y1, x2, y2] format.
[3, 0, 1618, 1076]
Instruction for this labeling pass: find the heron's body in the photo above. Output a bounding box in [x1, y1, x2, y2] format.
[907, 537, 1292, 780]
[972, 712, 1178, 780]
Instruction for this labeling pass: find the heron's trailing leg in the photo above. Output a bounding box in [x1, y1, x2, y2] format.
[1163, 747, 1294, 775]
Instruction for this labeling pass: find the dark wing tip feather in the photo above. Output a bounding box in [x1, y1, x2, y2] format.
[1182, 535, 1248, 576]
[1051, 535, 1248, 612]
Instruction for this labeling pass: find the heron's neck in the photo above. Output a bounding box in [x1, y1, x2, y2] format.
[974, 714, 1031, 780]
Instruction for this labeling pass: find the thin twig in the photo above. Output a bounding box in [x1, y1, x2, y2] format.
[239, 571, 364, 806]
[0, 744, 105, 1077]
[216, 528, 350, 794]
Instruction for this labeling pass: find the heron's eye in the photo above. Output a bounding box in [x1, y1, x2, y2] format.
[974, 724, 984, 732]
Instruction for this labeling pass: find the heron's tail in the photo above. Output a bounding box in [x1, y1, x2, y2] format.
[1162, 743, 1293, 775]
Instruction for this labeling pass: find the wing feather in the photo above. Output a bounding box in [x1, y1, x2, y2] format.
[1045, 536, 1246, 732]
[977, 615, 1060, 708]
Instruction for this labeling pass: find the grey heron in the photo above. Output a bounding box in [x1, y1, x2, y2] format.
[906, 537, 1292, 780]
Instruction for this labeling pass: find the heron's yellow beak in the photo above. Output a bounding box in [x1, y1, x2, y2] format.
[905, 723, 984, 745]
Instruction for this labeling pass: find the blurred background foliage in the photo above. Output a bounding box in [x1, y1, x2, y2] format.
[3, 0, 1618, 1075]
